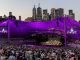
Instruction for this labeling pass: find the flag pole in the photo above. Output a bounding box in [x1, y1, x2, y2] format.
[8, 19, 10, 41]
[64, 15, 67, 46]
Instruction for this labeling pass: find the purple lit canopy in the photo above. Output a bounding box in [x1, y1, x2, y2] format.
[0, 17, 80, 39]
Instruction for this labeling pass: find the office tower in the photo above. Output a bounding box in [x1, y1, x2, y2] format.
[8, 12, 16, 20]
[19, 16, 21, 20]
[69, 13, 75, 20]
[43, 9, 49, 21]
[69, 10, 75, 19]
[55, 8, 64, 18]
[9, 12, 12, 16]
[37, 3, 42, 21]
[58, 8, 64, 17]
[32, 5, 36, 21]
[55, 8, 64, 27]
[49, 14, 51, 20]
[51, 8, 55, 20]
[55, 9, 59, 18]
[69, 10, 73, 15]
[43, 9, 47, 14]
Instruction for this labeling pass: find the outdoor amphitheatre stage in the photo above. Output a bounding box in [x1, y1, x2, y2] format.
[0, 17, 80, 47]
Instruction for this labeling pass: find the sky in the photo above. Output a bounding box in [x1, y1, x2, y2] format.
[0, 0, 80, 21]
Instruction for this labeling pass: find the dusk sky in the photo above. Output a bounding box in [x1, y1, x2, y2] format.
[0, 0, 80, 21]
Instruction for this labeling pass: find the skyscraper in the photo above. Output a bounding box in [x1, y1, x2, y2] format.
[55, 8, 64, 18]
[69, 10, 73, 15]
[43, 9, 49, 21]
[32, 5, 36, 21]
[9, 12, 12, 16]
[69, 10, 75, 19]
[8, 12, 16, 20]
[43, 9, 47, 14]
[37, 3, 42, 21]
[19, 16, 21, 20]
[51, 8, 55, 20]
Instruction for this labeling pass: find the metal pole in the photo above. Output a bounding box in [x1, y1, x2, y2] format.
[64, 15, 67, 46]
[8, 20, 10, 41]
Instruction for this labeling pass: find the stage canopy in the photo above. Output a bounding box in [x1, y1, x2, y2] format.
[0, 17, 80, 39]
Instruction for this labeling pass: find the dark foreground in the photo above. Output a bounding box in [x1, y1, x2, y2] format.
[0, 44, 80, 60]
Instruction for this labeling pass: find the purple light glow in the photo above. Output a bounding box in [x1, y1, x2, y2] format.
[0, 28, 7, 33]
[0, 17, 80, 39]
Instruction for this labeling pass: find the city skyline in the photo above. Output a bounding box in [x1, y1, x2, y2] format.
[0, 0, 80, 21]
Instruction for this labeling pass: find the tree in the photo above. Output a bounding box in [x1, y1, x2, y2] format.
[3, 14, 7, 19]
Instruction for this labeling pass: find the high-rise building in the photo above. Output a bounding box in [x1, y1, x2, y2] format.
[43, 9, 49, 21]
[8, 12, 16, 20]
[43, 9, 47, 14]
[51, 8, 55, 20]
[37, 3, 42, 21]
[9, 12, 12, 16]
[59, 8, 64, 17]
[69, 10, 73, 15]
[69, 10, 75, 19]
[49, 14, 51, 20]
[55, 8, 64, 18]
[19, 16, 21, 20]
[32, 5, 36, 21]
[69, 14, 75, 20]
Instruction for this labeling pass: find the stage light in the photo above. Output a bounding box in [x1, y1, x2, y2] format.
[67, 28, 77, 34]
[0, 28, 7, 33]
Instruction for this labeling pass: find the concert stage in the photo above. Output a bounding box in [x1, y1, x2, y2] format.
[0, 17, 80, 46]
